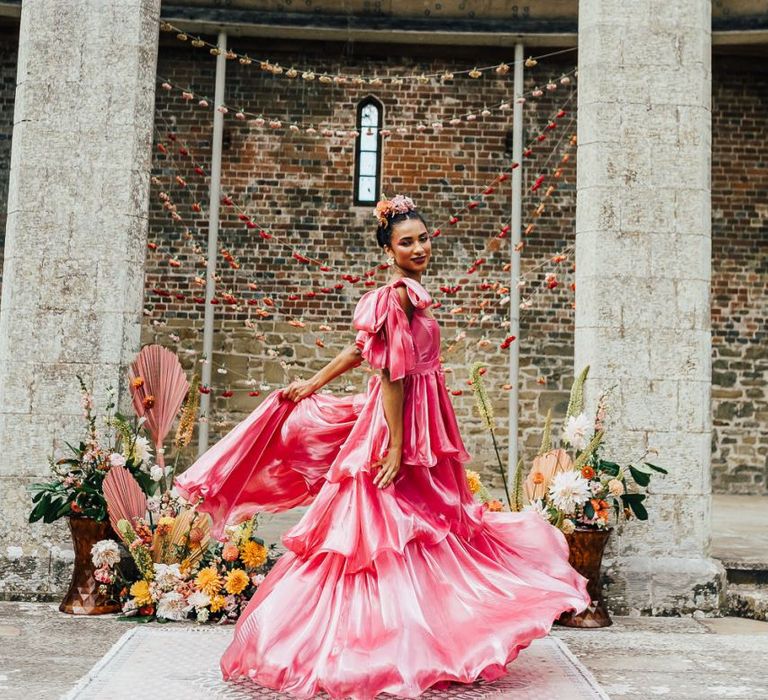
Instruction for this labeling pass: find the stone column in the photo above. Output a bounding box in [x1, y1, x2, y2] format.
[0, 0, 160, 597]
[576, 0, 725, 613]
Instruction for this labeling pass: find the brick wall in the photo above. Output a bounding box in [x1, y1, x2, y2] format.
[0, 32, 764, 493]
[144, 38, 579, 484]
[711, 57, 768, 494]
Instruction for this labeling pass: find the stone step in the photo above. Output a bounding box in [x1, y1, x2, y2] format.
[720, 559, 768, 586]
[727, 584, 768, 622]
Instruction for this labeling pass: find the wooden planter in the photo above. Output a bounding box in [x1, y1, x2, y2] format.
[59, 517, 121, 615]
[557, 527, 613, 628]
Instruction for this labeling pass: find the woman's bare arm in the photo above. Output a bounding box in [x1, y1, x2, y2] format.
[373, 369, 404, 488]
[281, 343, 363, 402]
[372, 284, 411, 488]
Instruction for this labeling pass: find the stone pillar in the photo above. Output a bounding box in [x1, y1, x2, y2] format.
[576, 0, 725, 613]
[0, 0, 160, 598]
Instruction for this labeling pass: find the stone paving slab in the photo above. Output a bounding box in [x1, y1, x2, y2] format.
[2, 603, 768, 700]
[711, 495, 768, 567]
[62, 627, 608, 699]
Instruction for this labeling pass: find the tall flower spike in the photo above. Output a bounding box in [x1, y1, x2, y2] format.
[511, 458, 525, 512]
[565, 365, 590, 421]
[538, 408, 553, 456]
[469, 361, 512, 510]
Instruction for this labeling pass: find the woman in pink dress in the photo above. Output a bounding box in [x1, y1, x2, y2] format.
[175, 195, 590, 699]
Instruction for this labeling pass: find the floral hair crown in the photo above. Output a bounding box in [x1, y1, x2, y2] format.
[373, 194, 416, 227]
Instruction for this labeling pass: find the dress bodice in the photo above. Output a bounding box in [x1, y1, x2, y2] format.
[406, 306, 441, 374]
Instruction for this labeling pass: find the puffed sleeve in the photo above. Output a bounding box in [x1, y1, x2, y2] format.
[353, 284, 416, 381]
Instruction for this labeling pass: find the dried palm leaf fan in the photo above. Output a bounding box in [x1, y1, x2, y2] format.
[151, 504, 212, 565]
[103, 465, 148, 537]
[128, 344, 190, 469]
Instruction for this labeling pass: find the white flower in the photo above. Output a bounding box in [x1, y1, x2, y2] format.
[150, 464, 165, 482]
[126, 435, 153, 464]
[91, 540, 121, 568]
[146, 496, 161, 513]
[250, 573, 266, 586]
[522, 499, 549, 520]
[196, 607, 210, 623]
[590, 480, 605, 496]
[564, 412, 592, 450]
[187, 591, 211, 610]
[121, 599, 138, 615]
[156, 591, 190, 621]
[153, 563, 183, 591]
[608, 479, 625, 497]
[560, 518, 576, 534]
[108, 452, 126, 468]
[548, 471, 591, 515]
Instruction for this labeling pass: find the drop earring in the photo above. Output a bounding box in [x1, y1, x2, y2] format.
[386, 256, 395, 267]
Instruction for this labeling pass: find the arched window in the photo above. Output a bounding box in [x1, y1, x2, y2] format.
[354, 97, 383, 205]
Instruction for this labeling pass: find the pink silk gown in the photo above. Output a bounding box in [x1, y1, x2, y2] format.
[174, 276, 590, 699]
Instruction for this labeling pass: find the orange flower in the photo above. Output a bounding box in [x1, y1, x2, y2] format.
[222, 543, 240, 562]
[532, 471, 545, 485]
[486, 499, 504, 512]
[241, 541, 268, 569]
[132, 377, 144, 388]
[142, 395, 155, 409]
[591, 498, 610, 522]
[581, 465, 596, 479]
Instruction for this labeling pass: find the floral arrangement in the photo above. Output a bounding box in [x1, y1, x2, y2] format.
[521, 366, 667, 534]
[373, 194, 416, 226]
[28, 377, 156, 524]
[29, 347, 198, 525]
[465, 364, 667, 535]
[92, 493, 277, 623]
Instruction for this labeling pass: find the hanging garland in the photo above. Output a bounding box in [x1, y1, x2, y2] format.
[158, 19, 576, 88]
[146, 91, 577, 319]
[155, 67, 576, 141]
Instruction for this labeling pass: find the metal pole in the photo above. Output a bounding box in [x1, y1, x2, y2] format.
[508, 42, 524, 483]
[199, 31, 227, 455]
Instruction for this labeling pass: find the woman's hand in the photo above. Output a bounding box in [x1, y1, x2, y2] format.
[371, 447, 402, 488]
[280, 379, 317, 403]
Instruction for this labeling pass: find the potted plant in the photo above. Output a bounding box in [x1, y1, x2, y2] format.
[28, 377, 155, 614]
[521, 366, 667, 627]
[28, 344, 194, 615]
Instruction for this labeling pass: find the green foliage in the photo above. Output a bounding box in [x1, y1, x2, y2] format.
[621, 493, 648, 520]
[27, 377, 154, 526]
[572, 430, 604, 470]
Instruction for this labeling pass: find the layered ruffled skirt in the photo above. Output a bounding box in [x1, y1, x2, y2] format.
[175, 371, 590, 699]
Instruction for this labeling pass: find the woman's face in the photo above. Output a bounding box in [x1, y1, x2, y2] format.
[385, 217, 432, 273]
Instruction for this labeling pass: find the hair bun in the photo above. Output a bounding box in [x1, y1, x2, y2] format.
[373, 194, 416, 227]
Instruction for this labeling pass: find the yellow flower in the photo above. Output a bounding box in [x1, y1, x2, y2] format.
[129, 579, 153, 607]
[156, 515, 175, 535]
[195, 566, 222, 597]
[241, 541, 268, 569]
[225, 568, 249, 595]
[209, 594, 226, 613]
[465, 469, 482, 495]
